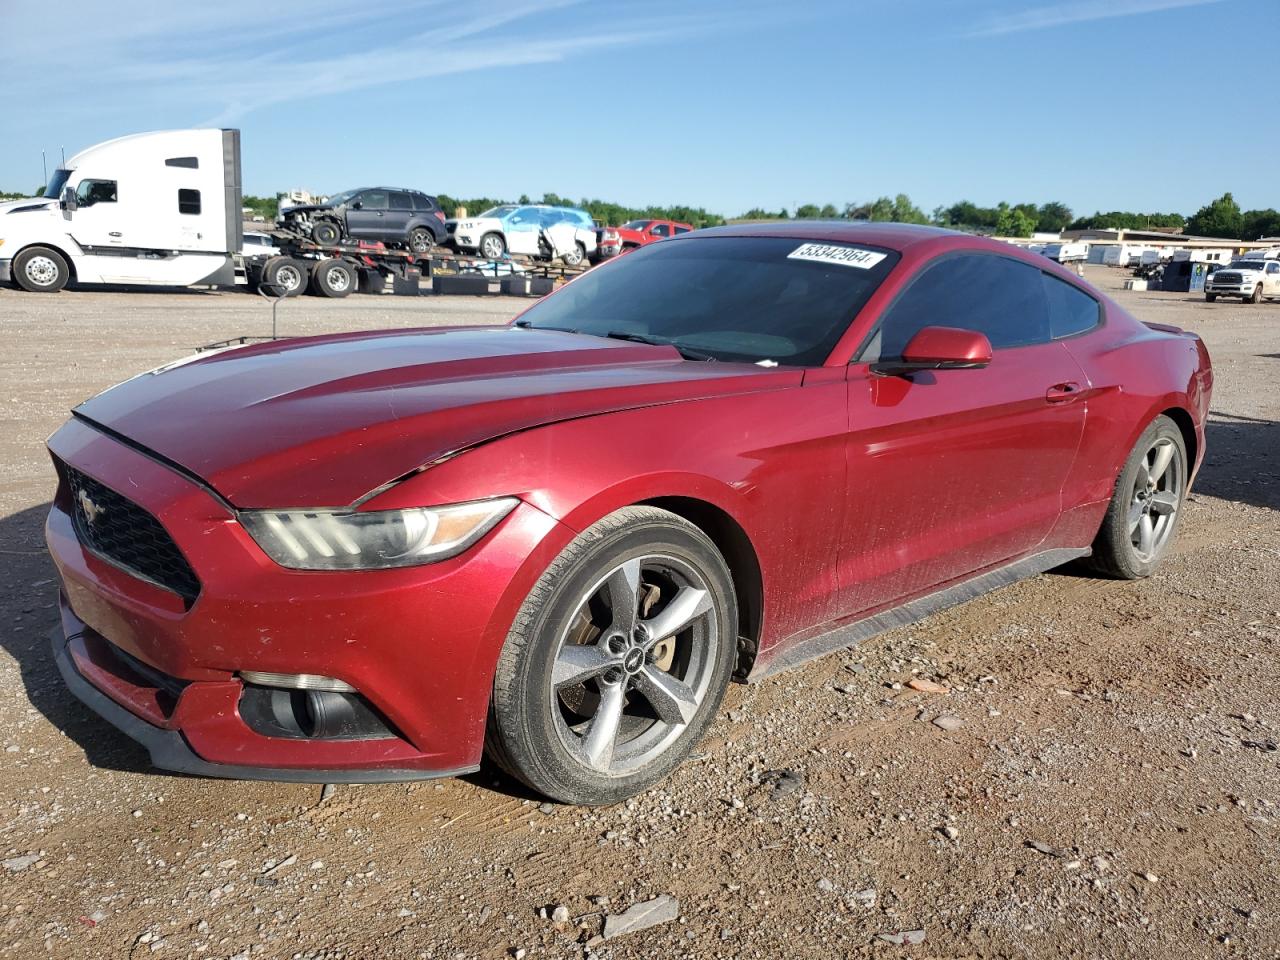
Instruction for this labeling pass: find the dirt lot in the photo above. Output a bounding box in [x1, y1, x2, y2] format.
[0, 270, 1277, 959]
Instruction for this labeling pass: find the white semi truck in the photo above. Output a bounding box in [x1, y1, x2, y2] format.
[1, 129, 243, 292]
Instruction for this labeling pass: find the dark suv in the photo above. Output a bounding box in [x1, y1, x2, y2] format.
[280, 187, 447, 253]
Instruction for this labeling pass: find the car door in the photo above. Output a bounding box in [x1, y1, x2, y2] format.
[67, 178, 125, 249]
[1267, 261, 1280, 295]
[346, 189, 389, 239]
[505, 206, 544, 255]
[648, 222, 672, 243]
[836, 252, 1089, 616]
[385, 191, 414, 241]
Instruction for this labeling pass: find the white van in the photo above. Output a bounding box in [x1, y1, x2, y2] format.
[1, 129, 242, 292]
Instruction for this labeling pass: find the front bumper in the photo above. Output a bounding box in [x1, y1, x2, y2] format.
[45, 417, 563, 781]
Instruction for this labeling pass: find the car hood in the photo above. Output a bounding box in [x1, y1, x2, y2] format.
[1, 197, 58, 216]
[73, 327, 798, 508]
[280, 203, 333, 216]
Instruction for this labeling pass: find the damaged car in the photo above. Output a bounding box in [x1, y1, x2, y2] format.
[45, 223, 1211, 804]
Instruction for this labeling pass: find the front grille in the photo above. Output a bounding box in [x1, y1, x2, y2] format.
[64, 466, 201, 606]
[1214, 272, 1241, 284]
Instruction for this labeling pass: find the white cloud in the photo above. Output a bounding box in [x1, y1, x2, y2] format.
[967, 0, 1226, 37]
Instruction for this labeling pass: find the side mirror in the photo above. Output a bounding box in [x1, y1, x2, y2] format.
[61, 186, 78, 211]
[872, 326, 993, 375]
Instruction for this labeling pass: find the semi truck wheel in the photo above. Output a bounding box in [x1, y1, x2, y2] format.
[261, 256, 307, 297]
[311, 220, 342, 246]
[309, 259, 356, 298]
[13, 246, 70, 292]
[358, 269, 386, 295]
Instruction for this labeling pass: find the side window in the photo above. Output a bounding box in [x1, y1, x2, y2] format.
[1042, 272, 1101, 338]
[1267, 262, 1279, 274]
[673, 225, 691, 234]
[866, 254, 1050, 360]
[389, 191, 412, 210]
[76, 179, 117, 206]
[651, 223, 671, 237]
[411, 194, 434, 212]
[178, 189, 201, 215]
[359, 190, 389, 209]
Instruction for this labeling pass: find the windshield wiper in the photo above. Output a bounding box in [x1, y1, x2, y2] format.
[604, 331, 716, 362]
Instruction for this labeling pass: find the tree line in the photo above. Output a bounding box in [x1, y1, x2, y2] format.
[11, 187, 1280, 242]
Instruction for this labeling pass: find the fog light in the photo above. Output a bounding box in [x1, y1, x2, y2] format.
[239, 671, 355, 693]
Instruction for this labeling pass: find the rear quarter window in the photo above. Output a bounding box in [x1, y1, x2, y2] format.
[1042, 272, 1101, 338]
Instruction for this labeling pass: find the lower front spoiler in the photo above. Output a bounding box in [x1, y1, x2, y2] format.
[49, 627, 479, 784]
[0, 259, 11, 283]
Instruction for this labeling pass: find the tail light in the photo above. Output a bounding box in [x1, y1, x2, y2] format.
[434, 211, 446, 222]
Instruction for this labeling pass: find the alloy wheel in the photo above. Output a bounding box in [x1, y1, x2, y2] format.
[550, 555, 718, 776]
[1128, 436, 1182, 561]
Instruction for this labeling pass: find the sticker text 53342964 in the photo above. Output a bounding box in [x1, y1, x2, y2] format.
[787, 243, 887, 270]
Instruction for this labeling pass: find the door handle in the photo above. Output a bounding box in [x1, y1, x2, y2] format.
[108, 231, 122, 238]
[1046, 382, 1082, 403]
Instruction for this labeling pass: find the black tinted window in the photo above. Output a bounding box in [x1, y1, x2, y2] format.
[868, 254, 1050, 359]
[359, 190, 389, 209]
[519, 237, 900, 366]
[389, 191, 412, 210]
[76, 179, 117, 206]
[1043, 272, 1100, 338]
[674, 225, 691, 234]
[651, 223, 671, 237]
[165, 156, 198, 169]
[178, 189, 201, 215]
[412, 193, 436, 212]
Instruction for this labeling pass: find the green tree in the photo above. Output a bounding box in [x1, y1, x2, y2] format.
[1241, 208, 1280, 240]
[795, 204, 822, 219]
[846, 193, 928, 224]
[994, 202, 1036, 237]
[1035, 201, 1073, 232]
[819, 203, 838, 218]
[1186, 193, 1244, 238]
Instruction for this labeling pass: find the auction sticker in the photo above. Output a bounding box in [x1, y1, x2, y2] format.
[787, 243, 887, 269]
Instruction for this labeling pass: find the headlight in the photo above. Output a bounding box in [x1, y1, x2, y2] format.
[239, 498, 517, 570]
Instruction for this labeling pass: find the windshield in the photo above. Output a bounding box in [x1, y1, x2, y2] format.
[324, 189, 360, 206]
[516, 236, 900, 366]
[1226, 261, 1265, 271]
[622, 220, 653, 230]
[478, 205, 517, 219]
[42, 169, 72, 199]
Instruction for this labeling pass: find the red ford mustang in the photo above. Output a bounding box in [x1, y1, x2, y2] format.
[45, 223, 1212, 804]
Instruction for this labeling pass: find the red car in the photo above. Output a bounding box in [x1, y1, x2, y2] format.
[45, 223, 1211, 804]
[595, 218, 693, 260]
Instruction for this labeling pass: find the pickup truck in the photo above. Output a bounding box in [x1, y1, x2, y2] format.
[595, 219, 694, 261]
[1204, 255, 1280, 303]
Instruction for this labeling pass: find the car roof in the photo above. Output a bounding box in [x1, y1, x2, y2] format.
[685, 220, 968, 253]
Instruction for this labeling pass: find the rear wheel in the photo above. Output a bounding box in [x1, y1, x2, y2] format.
[261, 256, 307, 297]
[486, 507, 737, 805]
[309, 258, 355, 298]
[408, 227, 435, 254]
[1086, 415, 1187, 579]
[562, 242, 587, 267]
[1249, 284, 1263, 304]
[311, 219, 342, 246]
[478, 233, 506, 260]
[13, 246, 70, 292]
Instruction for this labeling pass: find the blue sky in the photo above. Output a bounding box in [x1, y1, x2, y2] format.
[3, 0, 1276, 218]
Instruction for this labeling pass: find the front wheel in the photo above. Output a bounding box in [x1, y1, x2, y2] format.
[12, 246, 70, 292]
[311, 219, 342, 246]
[1249, 284, 1263, 304]
[478, 232, 506, 260]
[486, 507, 738, 805]
[1086, 415, 1187, 579]
[1204, 293, 1216, 302]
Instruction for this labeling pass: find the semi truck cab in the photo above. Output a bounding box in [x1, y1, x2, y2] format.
[1, 129, 242, 292]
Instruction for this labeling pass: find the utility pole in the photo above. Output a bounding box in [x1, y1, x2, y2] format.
[41, 150, 47, 191]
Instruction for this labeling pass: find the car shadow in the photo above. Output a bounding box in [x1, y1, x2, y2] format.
[1196, 412, 1280, 511]
[0, 501, 155, 775]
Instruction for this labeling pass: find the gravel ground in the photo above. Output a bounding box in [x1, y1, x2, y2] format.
[0, 270, 1277, 959]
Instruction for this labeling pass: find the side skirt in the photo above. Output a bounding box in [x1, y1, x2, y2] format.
[750, 547, 1090, 680]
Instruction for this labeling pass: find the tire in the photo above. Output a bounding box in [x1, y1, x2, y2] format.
[486, 506, 738, 805]
[408, 227, 435, 254]
[562, 242, 587, 267]
[12, 246, 70, 292]
[1249, 284, 1263, 304]
[311, 219, 342, 246]
[478, 232, 506, 260]
[261, 256, 307, 297]
[1086, 415, 1187, 580]
[308, 258, 356, 298]
[1204, 293, 1216, 302]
